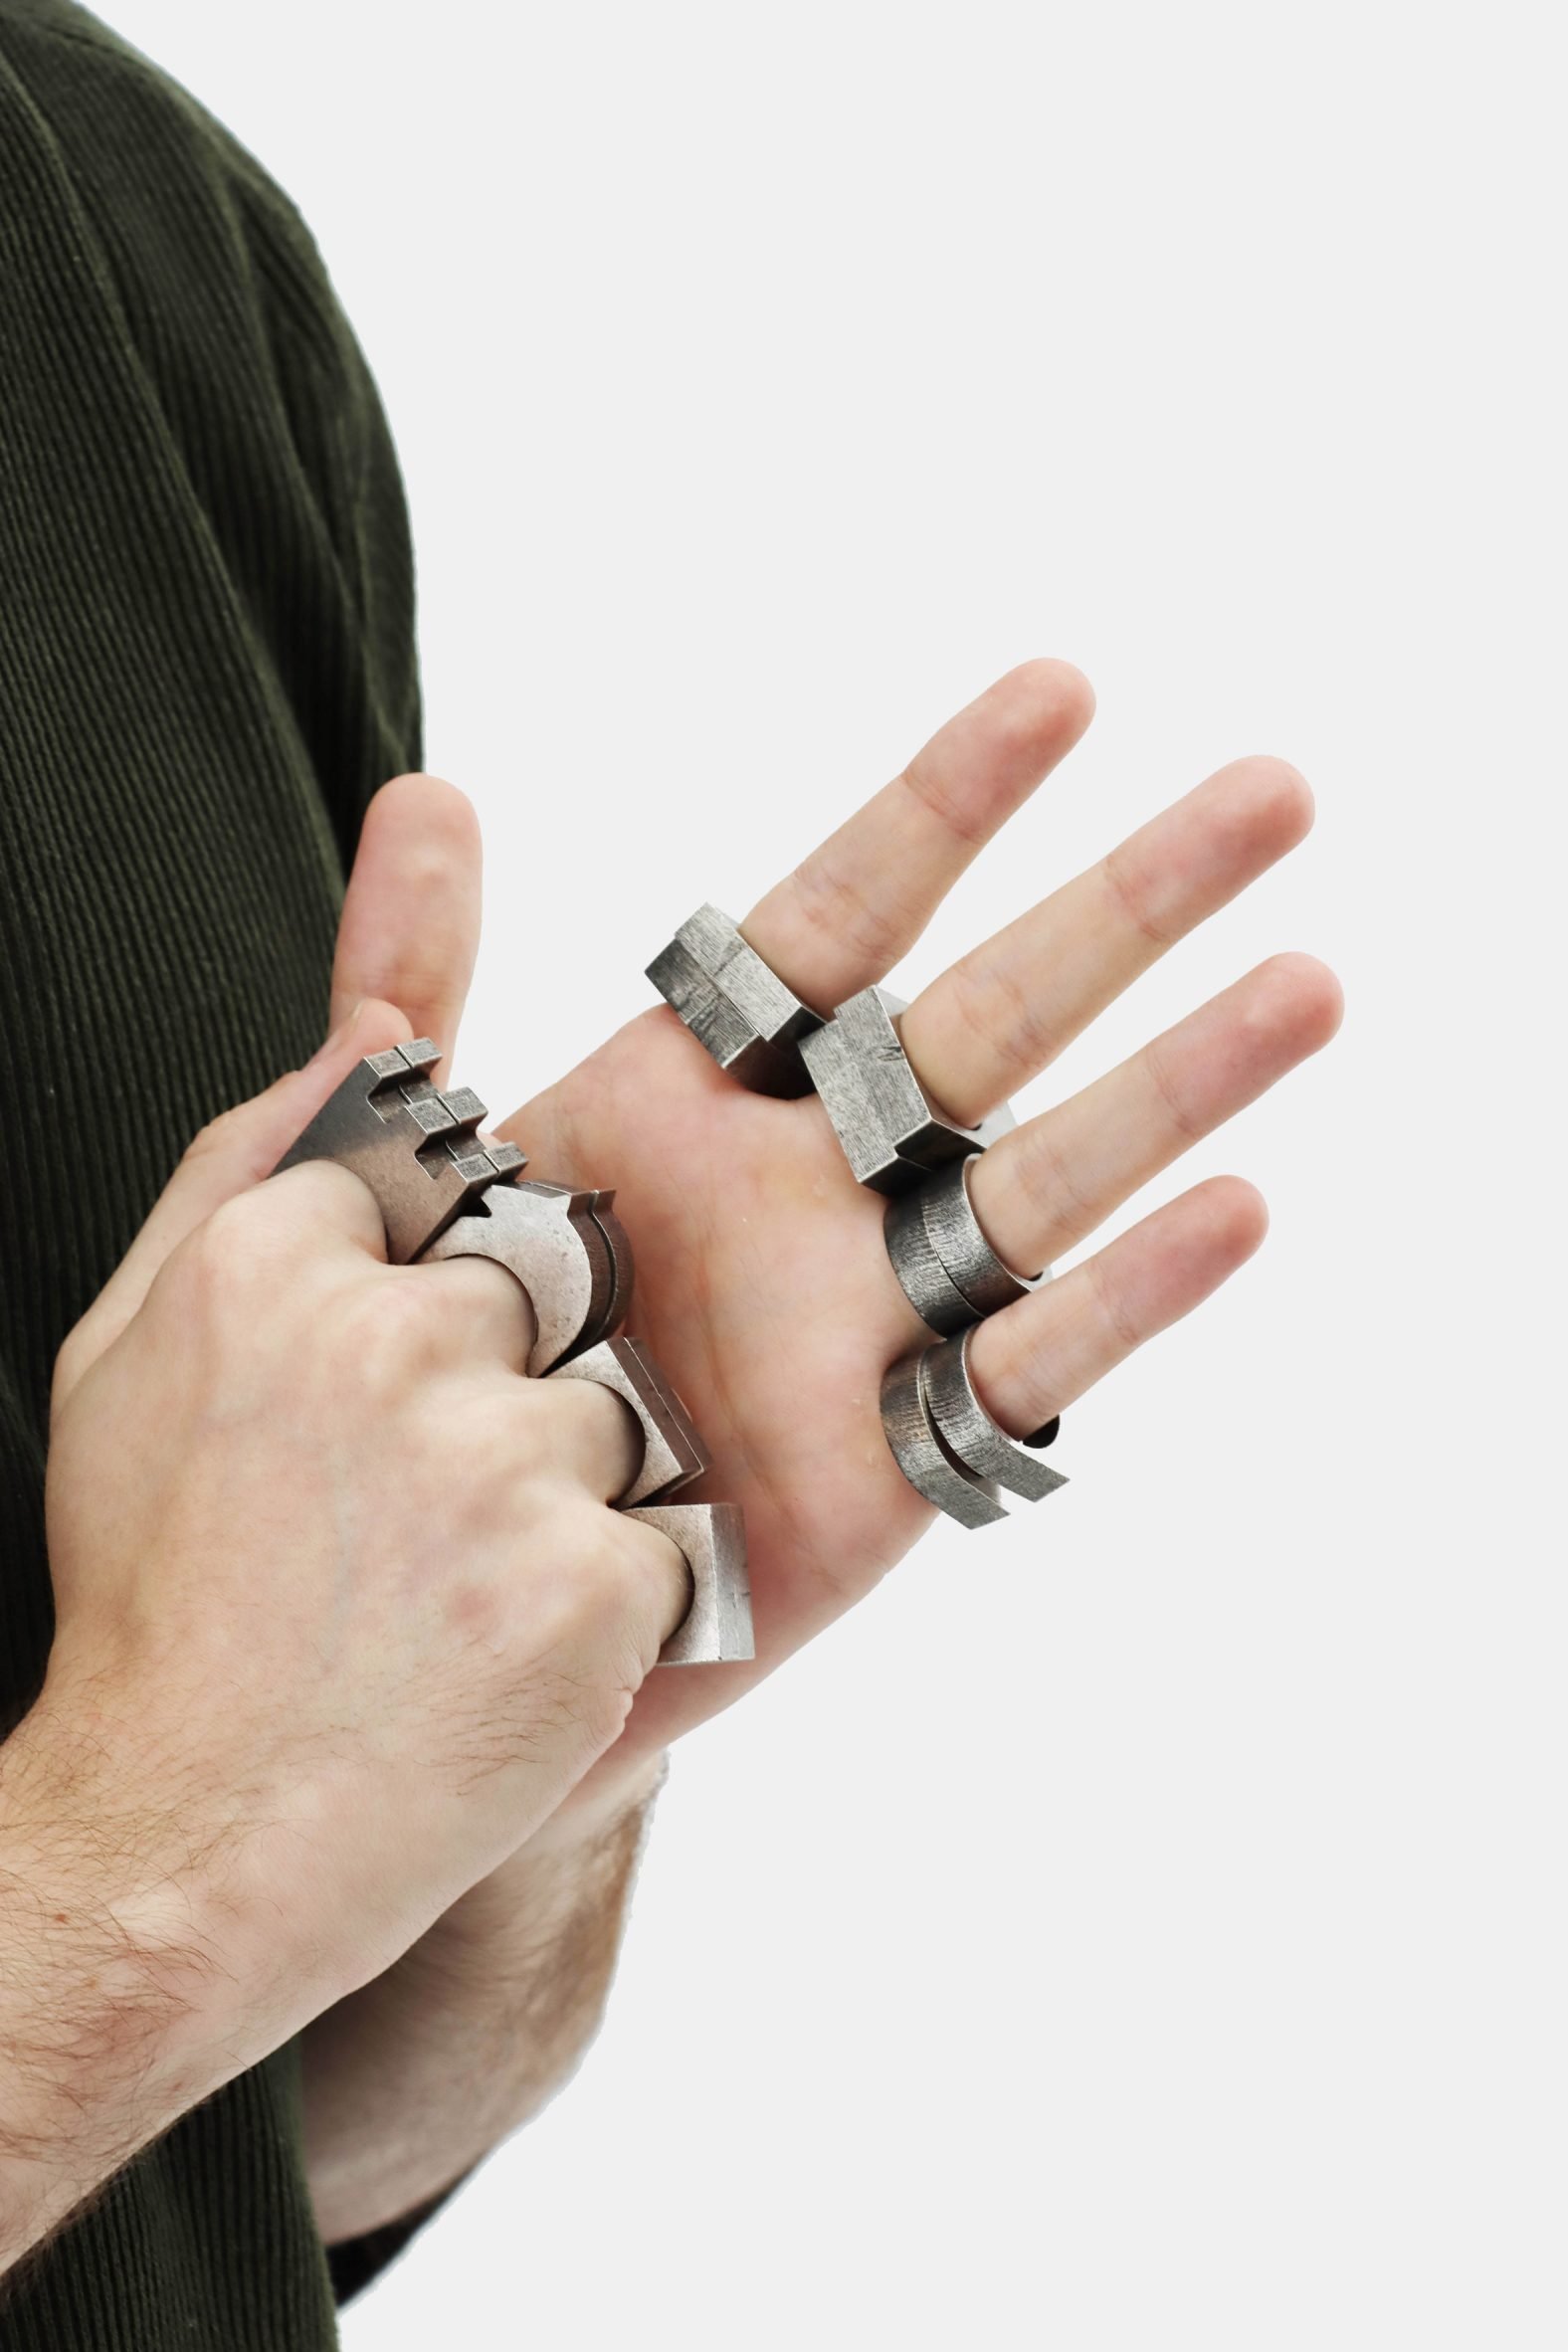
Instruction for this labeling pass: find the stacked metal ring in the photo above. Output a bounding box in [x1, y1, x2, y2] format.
[882, 1329, 1066, 1528]
[650, 906, 1069, 1531]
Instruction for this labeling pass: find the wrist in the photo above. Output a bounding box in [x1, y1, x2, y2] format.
[0, 1692, 253, 2267]
[430, 1750, 667, 1965]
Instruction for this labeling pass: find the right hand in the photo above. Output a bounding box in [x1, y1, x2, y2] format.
[38, 995, 689, 2048]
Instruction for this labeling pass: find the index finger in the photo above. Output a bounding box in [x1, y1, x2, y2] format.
[55, 1000, 411, 1405]
[739, 660, 1094, 1011]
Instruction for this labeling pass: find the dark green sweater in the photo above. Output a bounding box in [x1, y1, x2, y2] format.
[1, 2, 436, 2339]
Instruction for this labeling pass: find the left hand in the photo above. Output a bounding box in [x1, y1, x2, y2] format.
[311, 663, 1340, 2227]
[488, 659, 1342, 1809]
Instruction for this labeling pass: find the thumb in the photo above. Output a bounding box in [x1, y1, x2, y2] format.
[54, 998, 413, 1408]
[330, 773, 482, 1087]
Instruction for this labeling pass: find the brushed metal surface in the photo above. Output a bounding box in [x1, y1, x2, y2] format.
[800, 986, 1015, 1195]
[879, 1345, 1007, 1528]
[922, 1328, 1068, 1503]
[919, 1157, 1047, 1317]
[883, 1182, 982, 1335]
[647, 903, 821, 1097]
[426, 1178, 629, 1374]
[627, 1500, 754, 1666]
[551, 1334, 709, 1506]
[274, 1038, 525, 1263]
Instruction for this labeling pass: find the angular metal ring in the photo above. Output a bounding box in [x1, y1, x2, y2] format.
[922, 1328, 1068, 1503]
[647, 904, 822, 1098]
[884, 1157, 1048, 1333]
[879, 1346, 1008, 1529]
[550, 1335, 708, 1506]
[424, 1178, 632, 1374]
[274, 1038, 525, 1263]
[626, 1501, 754, 1666]
[800, 986, 1015, 1195]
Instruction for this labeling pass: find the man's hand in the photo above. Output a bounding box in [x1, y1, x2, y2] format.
[496, 660, 1342, 1800]
[0, 836, 690, 2276]
[294, 667, 1342, 2245]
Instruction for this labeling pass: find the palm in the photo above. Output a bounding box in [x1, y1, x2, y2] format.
[505, 1004, 930, 1761]
[340, 668, 1339, 1804]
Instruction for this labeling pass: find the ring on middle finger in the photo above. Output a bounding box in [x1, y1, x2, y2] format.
[799, 983, 1016, 1194]
[884, 1155, 1048, 1335]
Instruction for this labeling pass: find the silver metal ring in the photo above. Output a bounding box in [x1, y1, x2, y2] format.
[924, 1157, 1045, 1315]
[647, 904, 822, 1097]
[879, 1347, 1008, 1528]
[883, 1183, 982, 1334]
[884, 1157, 1047, 1333]
[800, 985, 1015, 1195]
[922, 1328, 1068, 1503]
[625, 1501, 755, 1666]
[550, 1335, 708, 1506]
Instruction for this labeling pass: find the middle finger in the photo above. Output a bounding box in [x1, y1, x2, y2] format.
[965, 951, 1342, 1281]
[898, 755, 1315, 1125]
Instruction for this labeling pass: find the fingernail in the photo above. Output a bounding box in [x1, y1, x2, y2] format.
[305, 1000, 365, 1069]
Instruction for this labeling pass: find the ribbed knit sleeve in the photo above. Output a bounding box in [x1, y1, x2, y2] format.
[0, 3, 439, 2341]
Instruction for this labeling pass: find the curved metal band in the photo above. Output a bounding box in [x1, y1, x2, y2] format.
[922, 1329, 1068, 1503]
[924, 1157, 1047, 1316]
[884, 1157, 1049, 1335]
[880, 1348, 1008, 1529]
[883, 1185, 982, 1335]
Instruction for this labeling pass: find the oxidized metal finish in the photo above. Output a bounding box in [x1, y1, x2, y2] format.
[800, 986, 1015, 1195]
[281, 1046, 749, 1667]
[551, 1334, 708, 1506]
[922, 1327, 1068, 1503]
[883, 1183, 985, 1335]
[627, 1501, 754, 1666]
[425, 1178, 632, 1374]
[274, 1039, 525, 1263]
[879, 1346, 1007, 1529]
[647, 903, 822, 1097]
[920, 1155, 1046, 1315]
[884, 1156, 1047, 1333]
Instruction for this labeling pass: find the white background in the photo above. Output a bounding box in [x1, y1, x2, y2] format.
[110, 3, 1563, 2344]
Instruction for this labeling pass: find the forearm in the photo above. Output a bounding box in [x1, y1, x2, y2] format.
[0, 1693, 255, 2280]
[300, 1756, 666, 2247]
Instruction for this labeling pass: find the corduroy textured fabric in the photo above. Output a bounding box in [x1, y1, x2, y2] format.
[2, 1, 437, 2339]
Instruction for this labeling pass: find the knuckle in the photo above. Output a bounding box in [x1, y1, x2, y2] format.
[167, 1194, 266, 1311]
[325, 1273, 438, 1396]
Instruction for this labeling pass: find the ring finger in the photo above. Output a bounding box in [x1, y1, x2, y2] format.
[956, 951, 1342, 1292]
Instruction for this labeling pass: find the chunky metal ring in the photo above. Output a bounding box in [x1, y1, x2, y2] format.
[879, 1346, 1008, 1529]
[884, 1156, 1047, 1334]
[647, 904, 822, 1097]
[800, 985, 1015, 1195]
[922, 1328, 1068, 1502]
[626, 1502, 754, 1665]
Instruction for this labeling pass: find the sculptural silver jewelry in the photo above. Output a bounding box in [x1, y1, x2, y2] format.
[922, 1327, 1066, 1500]
[423, 1178, 632, 1375]
[879, 1345, 1008, 1528]
[552, 1335, 708, 1507]
[625, 1502, 753, 1665]
[799, 985, 1016, 1195]
[884, 1156, 1047, 1335]
[881, 1330, 1068, 1527]
[275, 1041, 752, 1666]
[274, 1037, 525, 1262]
[647, 903, 823, 1096]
